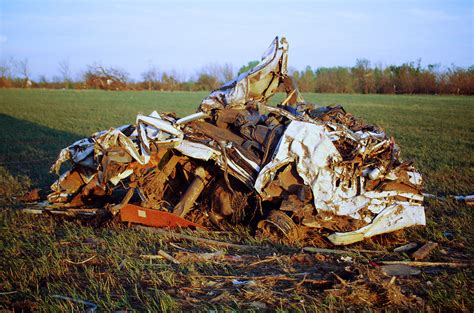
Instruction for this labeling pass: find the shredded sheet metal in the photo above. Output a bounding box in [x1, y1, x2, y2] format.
[46, 36, 426, 245]
[254, 120, 425, 245]
[199, 37, 288, 113]
[327, 202, 425, 245]
[255, 121, 342, 206]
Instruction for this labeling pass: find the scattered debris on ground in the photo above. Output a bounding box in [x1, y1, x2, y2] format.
[1, 210, 471, 310]
[23, 37, 428, 246]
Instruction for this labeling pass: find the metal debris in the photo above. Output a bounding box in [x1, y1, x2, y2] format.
[43, 36, 426, 245]
[412, 241, 438, 260]
[120, 203, 206, 230]
[393, 243, 418, 253]
[381, 264, 421, 277]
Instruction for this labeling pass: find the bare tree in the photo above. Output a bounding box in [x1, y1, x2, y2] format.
[58, 59, 72, 87]
[141, 64, 160, 90]
[0, 58, 14, 87]
[199, 63, 235, 86]
[0, 59, 12, 79]
[84, 63, 129, 90]
[14, 58, 31, 87]
[221, 63, 234, 82]
[161, 71, 179, 91]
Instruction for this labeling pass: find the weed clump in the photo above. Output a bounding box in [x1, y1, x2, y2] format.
[0, 166, 31, 203]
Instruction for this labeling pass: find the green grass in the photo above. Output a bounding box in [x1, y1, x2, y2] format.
[0, 89, 472, 194]
[0, 89, 473, 310]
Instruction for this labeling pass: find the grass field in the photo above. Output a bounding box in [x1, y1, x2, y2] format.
[0, 89, 472, 193]
[0, 89, 473, 310]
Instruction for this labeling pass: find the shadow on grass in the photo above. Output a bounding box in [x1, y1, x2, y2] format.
[0, 114, 81, 188]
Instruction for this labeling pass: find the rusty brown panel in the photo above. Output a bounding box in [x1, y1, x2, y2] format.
[262, 181, 285, 200]
[216, 109, 247, 128]
[187, 121, 262, 167]
[120, 203, 206, 230]
[278, 165, 303, 193]
[382, 182, 420, 194]
[188, 121, 246, 146]
[58, 170, 85, 193]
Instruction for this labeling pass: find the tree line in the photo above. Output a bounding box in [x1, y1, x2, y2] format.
[1, 58, 473, 94]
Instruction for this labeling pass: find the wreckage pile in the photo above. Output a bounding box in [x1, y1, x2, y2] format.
[45, 37, 425, 245]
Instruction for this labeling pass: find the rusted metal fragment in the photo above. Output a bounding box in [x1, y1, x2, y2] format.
[138, 154, 181, 209]
[120, 204, 205, 230]
[278, 165, 303, 193]
[188, 121, 246, 147]
[393, 243, 418, 253]
[257, 210, 299, 241]
[187, 120, 261, 167]
[17, 188, 41, 202]
[301, 211, 368, 232]
[211, 183, 249, 224]
[52, 170, 85, 195]
[412, 241, 438, 260]
[215, 109, 247, 129]
[382, 182, 420, 194]
[173, 167, 209, 217]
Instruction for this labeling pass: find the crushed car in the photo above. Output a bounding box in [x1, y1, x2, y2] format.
[43, 37, 425, 245]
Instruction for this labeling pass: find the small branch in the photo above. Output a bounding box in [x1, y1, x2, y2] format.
[0, 291, 17, 295]
[52, 295, 97, 312]
[281, 89, 296, 106]
[303, 247, 353, 255]
[64, 255, 96, 265]
[136, 226, 259, 250]
[141, 251, 181, 264]
[196, 273, 311, 282]
[346, 248, 386, 254]
[158, 249, 180, 264]
[304, 247, 385, 255]
[332, 272, 349, 286]
[249, 256, 280, 267]
[140, 254, 164, 260]
[380, 261, 472, 268]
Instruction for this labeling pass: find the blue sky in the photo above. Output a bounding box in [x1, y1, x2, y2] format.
[0, 0, 472, 80]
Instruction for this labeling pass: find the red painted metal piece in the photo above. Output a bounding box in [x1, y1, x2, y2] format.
[120, 204, 206, 230]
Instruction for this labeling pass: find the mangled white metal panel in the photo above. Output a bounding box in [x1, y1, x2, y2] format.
[199, 37, 288, 113]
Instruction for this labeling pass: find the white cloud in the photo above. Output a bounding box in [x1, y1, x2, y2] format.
[0, 35, 7, 44]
